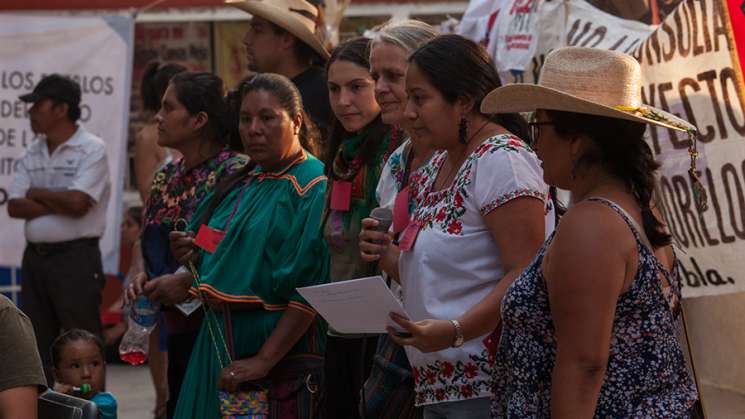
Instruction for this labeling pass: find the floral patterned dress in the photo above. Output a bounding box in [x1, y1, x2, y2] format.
[491, 198, 698, 418]
[142, 149, 246, 280]
[399, 134, 554, 407]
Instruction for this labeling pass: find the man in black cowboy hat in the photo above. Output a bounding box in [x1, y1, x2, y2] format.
[8, 74, 110, 385]
[229, 0, 332, 136]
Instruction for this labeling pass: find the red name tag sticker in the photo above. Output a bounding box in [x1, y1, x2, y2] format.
[392, 186, 410, 235]
[330, 180, 352, 212]
[398, 221, 420, 252]
[194, 224, 226, 254]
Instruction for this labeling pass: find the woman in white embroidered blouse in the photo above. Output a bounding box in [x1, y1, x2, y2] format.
[362, 34, 555, 418]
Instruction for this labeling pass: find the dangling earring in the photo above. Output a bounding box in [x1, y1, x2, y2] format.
[458, 117, 468, 144]
[570, 158, 579, 180]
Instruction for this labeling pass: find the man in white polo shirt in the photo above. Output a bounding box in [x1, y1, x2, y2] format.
[7, 74, 110, 384]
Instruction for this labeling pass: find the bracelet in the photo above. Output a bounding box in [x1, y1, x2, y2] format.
[450, 319, 464, 348]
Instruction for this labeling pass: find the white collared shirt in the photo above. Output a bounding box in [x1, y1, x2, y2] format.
[9, 125, 111, 243]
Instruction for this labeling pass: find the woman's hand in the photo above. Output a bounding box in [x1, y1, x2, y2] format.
[169, 231, 197, 265]
[143, 273, 193, 305]
[387, 313, 456, 353]
[358, 217, 392, 262]
[218, 355, 273, 393]
[124, 272, 149, 305]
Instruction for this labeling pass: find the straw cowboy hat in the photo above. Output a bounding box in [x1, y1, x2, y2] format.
[483, 46, 709, 212]
[482, 47, 695, 133]
[227, 0, 330, 60]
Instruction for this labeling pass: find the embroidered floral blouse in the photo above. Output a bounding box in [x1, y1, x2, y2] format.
[142, 149, 246, 279]
[399, 134, 555, 406]
[376, 138, 413, 211]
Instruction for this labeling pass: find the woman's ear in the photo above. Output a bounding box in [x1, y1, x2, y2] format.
[292, 113, 303, 136]
[191, 111, 209, 132]
[569, 134, 585, 156]
[454, 96, 477, 117]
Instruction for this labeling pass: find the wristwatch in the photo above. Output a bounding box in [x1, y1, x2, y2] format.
[450, 319, 464, 348]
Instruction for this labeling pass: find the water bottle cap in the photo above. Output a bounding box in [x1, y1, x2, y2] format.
[74, 383, 91, 393]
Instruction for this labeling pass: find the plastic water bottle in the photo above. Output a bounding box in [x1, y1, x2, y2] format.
[118, 296, 159, 365]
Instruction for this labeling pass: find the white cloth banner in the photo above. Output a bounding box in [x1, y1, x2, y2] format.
[636, 0, 745, 299]
[0, 14, 134, 272]
[496, 0, 655, 84]
[457, 0, 510, 54]
[461, 0, 745, 299]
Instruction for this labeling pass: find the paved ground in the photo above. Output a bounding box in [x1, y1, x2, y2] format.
[107, 364, 155, 419]
[702, 384, 745, 418]
[107, 364, 745, 418]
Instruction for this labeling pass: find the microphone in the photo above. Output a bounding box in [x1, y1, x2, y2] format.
[369, 207, 393, 242]
[368, 208, 410, 338]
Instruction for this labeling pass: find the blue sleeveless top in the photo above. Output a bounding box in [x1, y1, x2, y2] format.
[491, 198, 698, 418]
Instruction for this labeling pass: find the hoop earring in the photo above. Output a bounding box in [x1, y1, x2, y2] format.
[458, 117, 468, 144]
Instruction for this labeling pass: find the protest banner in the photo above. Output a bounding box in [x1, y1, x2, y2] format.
[636, 0, 745, 298]
[461, 0, 745, 412]
[636, 1, 745, 413]
[467, 0, 745, 299]
[458, 0, 509, 52]
[496, 0, 655, 84]
[0, 15, 134, 283]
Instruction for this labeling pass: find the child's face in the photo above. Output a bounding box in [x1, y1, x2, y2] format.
[54, 339, 105, 396]
[121, 214, 141, 247]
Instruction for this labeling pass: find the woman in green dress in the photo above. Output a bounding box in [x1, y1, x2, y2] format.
[166, 73, 330, 418]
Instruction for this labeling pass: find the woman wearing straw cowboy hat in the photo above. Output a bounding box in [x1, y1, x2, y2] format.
[485, 47, 701, 418]
[228, 0, 332, 137]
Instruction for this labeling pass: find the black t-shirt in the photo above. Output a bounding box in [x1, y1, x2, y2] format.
[292, 66, 332, 139]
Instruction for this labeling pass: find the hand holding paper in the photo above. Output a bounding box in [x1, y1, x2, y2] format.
[387, 315, 458, 353]
[296, 276, 410, 334]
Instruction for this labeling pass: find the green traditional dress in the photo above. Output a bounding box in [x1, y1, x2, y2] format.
[174, 151, 330, 419]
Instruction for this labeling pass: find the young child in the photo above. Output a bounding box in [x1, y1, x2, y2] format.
[51, 329, 118, 419]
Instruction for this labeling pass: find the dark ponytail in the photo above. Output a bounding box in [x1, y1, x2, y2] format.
[241, 73, 321, 156]
[140, 61, 187, 114]
[547, 110, 671, 248]
[196, 73, 319, 228]
[169, 72, 230, 147]
[50, 329, 104, 369]
[408, 34, 530, 143]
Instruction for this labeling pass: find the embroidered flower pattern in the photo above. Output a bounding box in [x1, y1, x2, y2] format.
[412, 349, 493, 406]
[480, 189, 546, 216]
[144, 150, 247, 228]
[409, 135, 535, 236]
[387, 149, 406, 191]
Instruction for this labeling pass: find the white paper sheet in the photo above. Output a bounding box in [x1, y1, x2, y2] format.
[297, 276, 410, 334]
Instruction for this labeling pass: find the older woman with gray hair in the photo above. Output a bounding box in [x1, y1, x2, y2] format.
[357, 19, 442, 419]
